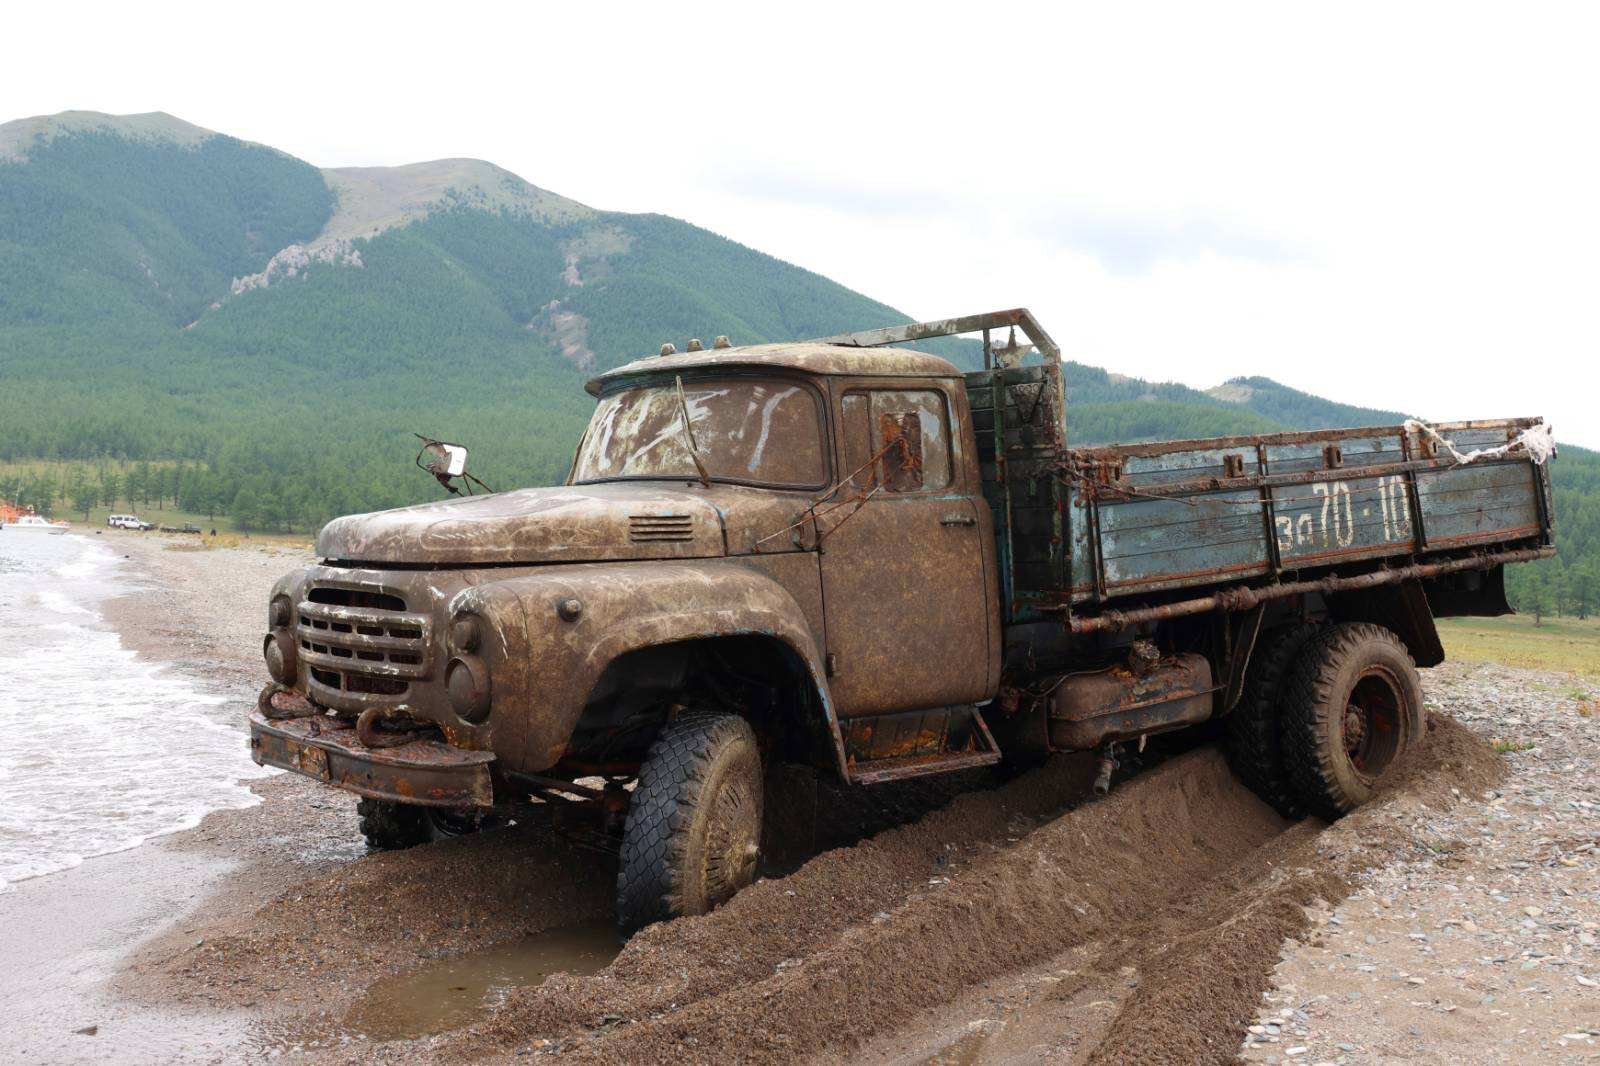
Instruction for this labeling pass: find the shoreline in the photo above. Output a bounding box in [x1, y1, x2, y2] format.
[0, 533, 327, 1064]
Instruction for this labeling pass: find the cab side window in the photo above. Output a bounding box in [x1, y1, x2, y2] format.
[840, 388, 953, 493]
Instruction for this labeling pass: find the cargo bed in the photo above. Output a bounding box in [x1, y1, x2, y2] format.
[1064, 419, 1555, 605]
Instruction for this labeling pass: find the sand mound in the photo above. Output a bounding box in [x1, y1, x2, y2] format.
[454, 717, 1500, 1065]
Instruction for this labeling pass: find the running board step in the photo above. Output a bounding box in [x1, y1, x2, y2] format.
[843, 705, 1002, 785]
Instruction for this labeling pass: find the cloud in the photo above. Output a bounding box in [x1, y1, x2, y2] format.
[720, 171, 953, 219]
[1042, 209, 1298, 274]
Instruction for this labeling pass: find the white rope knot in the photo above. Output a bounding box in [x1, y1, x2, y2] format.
[1404, 418, 1556, 466]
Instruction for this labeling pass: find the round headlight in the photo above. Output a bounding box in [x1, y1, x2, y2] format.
[263, 629, 298, 684]
[446, 655, 491, 723]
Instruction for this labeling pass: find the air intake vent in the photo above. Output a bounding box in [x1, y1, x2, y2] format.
[630, 514, 694, 542]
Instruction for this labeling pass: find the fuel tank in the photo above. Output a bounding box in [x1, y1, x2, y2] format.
[1047, 652, 1215, 750]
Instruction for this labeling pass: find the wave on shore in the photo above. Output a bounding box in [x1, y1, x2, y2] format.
[0, 535, 274, 890]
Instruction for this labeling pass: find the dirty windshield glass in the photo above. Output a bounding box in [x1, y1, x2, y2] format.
[574, 379, 827, 488]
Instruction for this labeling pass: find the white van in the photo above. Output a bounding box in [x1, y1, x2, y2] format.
[108, 514, 154, 530]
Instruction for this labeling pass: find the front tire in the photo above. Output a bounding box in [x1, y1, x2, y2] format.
[358, 798, 497, 849]
[358, 797, 429, 849]
[1281, 623, 1425, 819]
[616, 712, 763, 934]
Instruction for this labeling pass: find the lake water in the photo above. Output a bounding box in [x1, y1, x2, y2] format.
[0, 534, 274, 890]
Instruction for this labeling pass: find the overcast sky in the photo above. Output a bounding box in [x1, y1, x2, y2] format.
[7, 2, 1598, 447]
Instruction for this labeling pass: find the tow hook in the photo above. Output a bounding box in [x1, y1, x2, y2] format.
[1093, 741, 1120, 796]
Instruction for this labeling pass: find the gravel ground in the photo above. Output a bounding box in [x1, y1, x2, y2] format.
[1239, 661, 1600, 1066]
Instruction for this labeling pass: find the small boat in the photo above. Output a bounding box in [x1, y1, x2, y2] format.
[2, 514, 68, 535]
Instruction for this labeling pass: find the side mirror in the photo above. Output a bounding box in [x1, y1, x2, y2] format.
[427, 441, 469, 478]
[414, 435, 492, 496]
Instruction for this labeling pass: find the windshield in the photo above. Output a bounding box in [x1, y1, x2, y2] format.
[574, 377, 827, 488]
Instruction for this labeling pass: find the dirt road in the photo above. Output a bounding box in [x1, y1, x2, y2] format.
[6, 534, 1594, 1065]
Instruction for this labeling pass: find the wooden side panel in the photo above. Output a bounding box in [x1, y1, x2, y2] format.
[1417, 461, 1543, 548]
[1096, 491, 1269, 593]
[1122, 447, 1239, 486]
[1063, 418, 1550, 607]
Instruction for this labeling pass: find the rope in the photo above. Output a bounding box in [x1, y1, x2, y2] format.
[1405, 418, 1556, 466]
[753, 436, 915, 548]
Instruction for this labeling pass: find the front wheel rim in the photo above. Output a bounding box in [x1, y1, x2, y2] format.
[699, 770, 761, 908]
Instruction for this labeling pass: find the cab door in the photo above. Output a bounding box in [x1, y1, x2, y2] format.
[819, 380, 996, 717]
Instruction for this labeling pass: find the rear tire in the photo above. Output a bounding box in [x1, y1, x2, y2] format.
[1226, 622, 1319, 819]
[1281, 623, 1425, 819]
[616, 712, 764, 934]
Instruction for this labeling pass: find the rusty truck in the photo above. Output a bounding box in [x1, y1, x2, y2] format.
[250, 309, 1557, 931]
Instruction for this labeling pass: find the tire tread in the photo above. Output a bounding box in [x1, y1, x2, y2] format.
[616, 712, 756, 932]
[1226, 622, 1318, 818]
[1280, 622, 1419, 820]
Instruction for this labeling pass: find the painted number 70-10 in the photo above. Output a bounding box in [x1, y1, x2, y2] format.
[1274, 476, 1413, 553]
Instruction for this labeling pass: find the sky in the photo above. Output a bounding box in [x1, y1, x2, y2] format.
[6, 1, 1599, 448]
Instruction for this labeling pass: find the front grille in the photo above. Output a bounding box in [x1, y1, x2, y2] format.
[630, 513, 693, 542]
[297, 583, 431, 701]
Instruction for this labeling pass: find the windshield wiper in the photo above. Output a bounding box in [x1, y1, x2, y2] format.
[674, 375, 712, 488]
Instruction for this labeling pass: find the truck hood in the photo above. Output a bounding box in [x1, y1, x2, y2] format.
[315, 482, 809, 566]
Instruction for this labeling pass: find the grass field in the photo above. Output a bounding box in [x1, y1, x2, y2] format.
[1438, 614, 1600, 681]
[47, 516, 314, 552]
[24, 500, 310, 546]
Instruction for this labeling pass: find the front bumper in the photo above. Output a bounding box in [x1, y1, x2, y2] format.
[248, 706, 495, 808]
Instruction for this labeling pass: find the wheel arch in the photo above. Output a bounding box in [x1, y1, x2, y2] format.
[575, 630, 846, 777]
[470, 560, 845, 778]
[1322, 578, 1445, 668]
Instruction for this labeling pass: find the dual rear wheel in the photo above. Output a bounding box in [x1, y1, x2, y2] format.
[1229, 621, 1425, 820]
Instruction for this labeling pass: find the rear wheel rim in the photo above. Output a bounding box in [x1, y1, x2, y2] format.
[1342, 666, 1407, 783]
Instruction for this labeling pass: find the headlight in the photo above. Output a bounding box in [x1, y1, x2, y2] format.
[263, 630, 297, 685]
[446, 655, 491, 723]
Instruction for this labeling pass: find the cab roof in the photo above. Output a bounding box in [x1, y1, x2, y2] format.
[585, 342, 961, 396]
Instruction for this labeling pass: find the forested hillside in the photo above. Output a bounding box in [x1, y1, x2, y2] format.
[0, 111, 1592, 617]
[1208, 376, 1412, 430]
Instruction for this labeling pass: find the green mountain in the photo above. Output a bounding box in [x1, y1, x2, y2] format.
[0, 111, 1592, 614]
[1206, 376, 1411, 430]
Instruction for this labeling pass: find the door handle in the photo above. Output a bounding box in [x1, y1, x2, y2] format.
[940, 513, 977, 527]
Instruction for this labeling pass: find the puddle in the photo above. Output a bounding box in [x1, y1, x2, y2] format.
[339, 920, 620, 1041]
